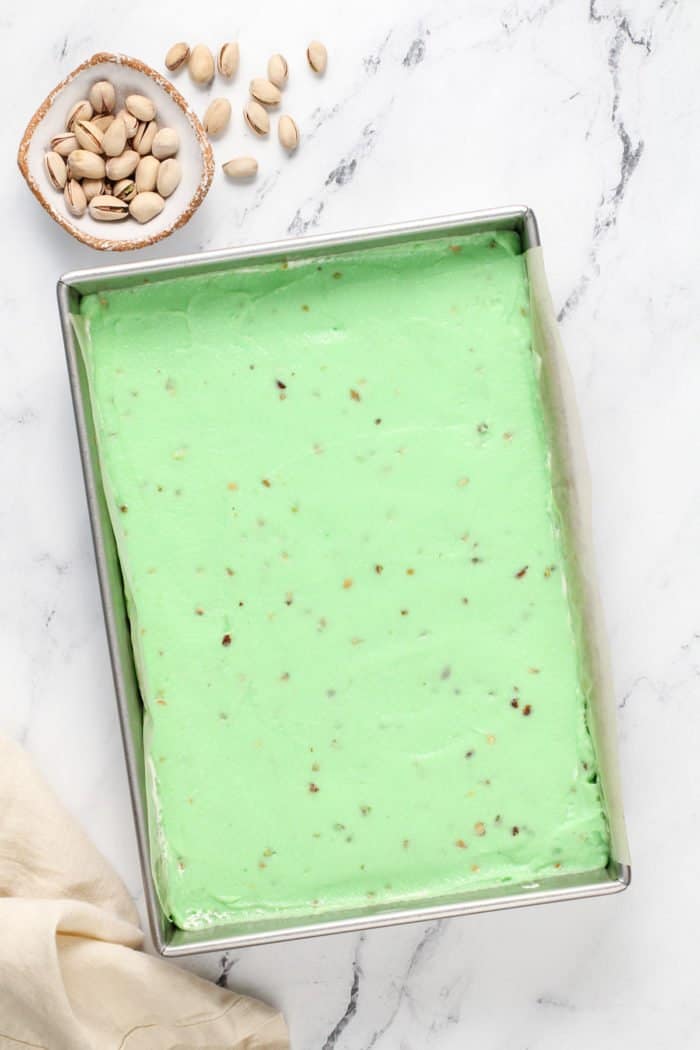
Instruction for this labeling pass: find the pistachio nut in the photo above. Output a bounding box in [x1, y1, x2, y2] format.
[64, 178, 87, 217]
[129, 191, 165, 224]
[82, 178, 106, 201]
[217, 42, 239, 78]
[203, 98, 231, 137]
[222, 155, 258, 179]
[116, 108, 139, 138]
[44, 151, 67, 191]
[267, 53, 288, 89]
[189, 43, 215, 85]
[51, 132, 78, 157]
[165, 42, 190, 71]
[65, 99, 93, 132]
[92, 114, 115, 133]
[89, 80, 116, 114]
[74, 119, 105, 154]
[102, 117, 127, 157]
[105, 149, 140, 180]
[88, 194, 129, 222]
[278, 114, 299, 152]
[67, 149, 106, 180]
[132, 120, 158, 156]
[243, 99, 269, 136]
[151, 127, 179, 159]
[250, 77, 281, 107]
[156, 158, 181, 198]
[126, 93, 157, 123]
[135, 155, 160, 193]
[112, 177, 137, 202]
[306, 40, 327, 74]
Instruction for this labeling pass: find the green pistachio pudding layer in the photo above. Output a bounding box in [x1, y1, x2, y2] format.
[80, 230, 609, 931]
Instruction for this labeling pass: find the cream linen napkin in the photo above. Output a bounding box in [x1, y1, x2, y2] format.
[0, 736, 289, 1050]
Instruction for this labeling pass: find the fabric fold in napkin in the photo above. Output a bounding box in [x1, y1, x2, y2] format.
[0, 736, 289, 1050]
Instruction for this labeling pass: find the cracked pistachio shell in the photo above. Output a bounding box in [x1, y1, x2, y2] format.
[92, 114, 114, 133]
[67, 149, 106, 180]
[133, 120, 158, 156]
[65, 99, 93, 132]
[116, 108, 139, 138]
[64, 178, 87, 217]
[278, 114, 299, 151]
[105, 149, 140, 180]
[151, 127, 179, 159]
[222, 155, 258, 179]
[250, 77, 281, 107]
[112, 177, 137, 201]
[44, 151, 67, 191]
[102, 117, 127, 157]
[218, 42, 239, 78]
[165, 42, 190, 71]
[74, 119, 104, 154]
[126, 93, 157, 122]
[243, 99, 269, 136]
[135, 155, 160, 193]
[51, 132, 78, 157]
[203, 98, 231, 137]
[189, 43, 215, 85]
[267, 53, 288, 89]
[88, 80, 116, 114]
[156, 158, 181, 197]
[88, 194, 129, 221]
[129, 190, 165, 224]
[306, 40, 327, 74]
[82, 178, 106, 201]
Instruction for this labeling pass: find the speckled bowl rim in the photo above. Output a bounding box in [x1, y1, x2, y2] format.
[17, 52, 215, 252]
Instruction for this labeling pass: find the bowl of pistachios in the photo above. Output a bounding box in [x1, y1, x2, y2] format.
[17, 52, 215, 251]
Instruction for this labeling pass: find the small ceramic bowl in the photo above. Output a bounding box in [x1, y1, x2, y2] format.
[17, 52, 214, 251]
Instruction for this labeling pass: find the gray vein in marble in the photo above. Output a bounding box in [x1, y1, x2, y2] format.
[402, 30, 429, 68]
[500, 0, 563, 34]
[215, 952, 237, 988]
[558, 2, 676, 322]
[536, 993, 575, 1010]
[321, 936, 363, 1050]
[363, 922, 445, 1050]
[363, 32, 393, 75]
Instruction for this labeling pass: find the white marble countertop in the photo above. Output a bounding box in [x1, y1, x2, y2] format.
[2, 1, 699, 1046]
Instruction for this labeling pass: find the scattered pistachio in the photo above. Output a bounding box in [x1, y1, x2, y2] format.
[102, 116, 127, 157]
[104, 149, 140, 180]
[203, 98, 231, 137]
[267, 53, 288, 88]
[126, 94, 157, 123]
[112, 177, 137, 202]
[244, 99, 269, 136]
[222, 155, 258, 179]
[189, 43, 215, 85]
[165, 42, 190, 72]
[129, 190, 165, 224]
[51, 132, 78, 157]
[73, 119, 104, 154]
[133, 119, 158, 156]
[250, 77, 281, 107]
[151, 127, 179, 159]
[88, 80, 116, 114]
[67, 149, 106, 180]
[65, 99, 93, 132]
[307, 40, 327, 74]
[156, 158, 181, 197]
[135, 154, 160, 193]
[44, 151, 67, 191]
[116, 108, 139, 138]
[278, 114, 299, 151]
[64, 178, 87, 217]
[218, 42, 239, 78]
[88, 194, 129, 221]
[82, 177, 107, 201]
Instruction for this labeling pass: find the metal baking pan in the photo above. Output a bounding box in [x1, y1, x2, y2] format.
[58, 206, 630, 956]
